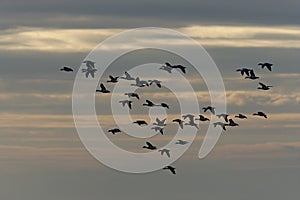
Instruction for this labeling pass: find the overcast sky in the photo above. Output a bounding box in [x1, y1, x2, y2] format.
[0, 0, 300, 200]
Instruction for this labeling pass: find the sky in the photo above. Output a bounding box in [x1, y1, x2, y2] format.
[0, 0, 300, 199]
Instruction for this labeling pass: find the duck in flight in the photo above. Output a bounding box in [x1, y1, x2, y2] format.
[165, 62, 186, 74]
[142, 100, 169, 109]
[235, 113, 247, 119]
[107, 75, 119, 83]
[131, 77, 149, 87]
[202, 106, 215, 115]
[258, 62, 273, 71]
[148, 80, 162, 88]
[163, 166, 176, 175]
[119, 100, 132, 109]
[175, 140, 188, 145]
[108, 128, 121, 135]
[83, 60, 96, 68]
[82, 61, 97, 78]
[158, 149, 170, 158]
[245, 69, 259, 80]
[124, 92, 140, 100]
[226, 119, 239, 127]
[213, 122, 227, 131]
[184, 118, 199, 129]
[216, 113, 229, 122]
[160, 64, 173, 73]
[182, 114, 195, 121]
[257, 82, 272, 90]
[236, 68, 251, 76]
[120, 71, 135, 80]
[96, 83, 110, 93]
[195, 115, 210, 121]
[153, 118, 167, 126]
[60, 66, 73, 72]
[172, 118, 184, 129]
[253, 111, 267, 118]
[151, 126, 164, 135]
[133, 120, 148, 126]
[143, 141, 157, 150]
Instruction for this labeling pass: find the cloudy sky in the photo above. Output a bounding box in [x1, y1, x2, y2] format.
[0, 0, 300, 199]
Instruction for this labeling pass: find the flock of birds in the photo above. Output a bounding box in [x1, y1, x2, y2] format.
[60, 61, 274, 175]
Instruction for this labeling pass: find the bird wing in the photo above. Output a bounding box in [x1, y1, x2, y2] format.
[259, 82, 266, 87]
[146, 142, 153, 148]
[250, 70, 255, 77]
[146, 99, 153, 105]
[128, 101, 132, 109]
[100, 83, 106, 90]
[166, 151, 170, 158]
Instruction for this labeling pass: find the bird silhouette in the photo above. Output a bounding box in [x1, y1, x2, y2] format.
[172, 119, 184, 129]
[153, 118, 167, 126]
[124, 92, 140, 100]
[160, 64, 173, 73]
[175, 140, 189, 145]
[245, 69, 259, 80]
[236, 68, 251, 76]
[131, 77, 149, 87]
[216, 113, 229, 122]
[151, 126, 164, 135]
[258, 62, 273, 71]
[213, 122, 227, 131]
[60, 66, 73, 72]
[257, 82, 272, 90]
[195, 115, 210, 121]
[160, 103, 169, 109]
[133, 120, 148, 126]
[158, 149, 170, 157]
[253, 111, 267, 118]
[202, 106, 215, 115]
[108, 128, 121, 135]
[82, 60, 97, 78]
[120, 71, 135, 80]
[182, 114, 195, 121]
[83, 60, 96, 68]
[107, 75, 119, 83]
[119, 100, 132, 109]
[143, 100, 156, 107]
[143, 141, 157, 150]
[235, 113, 247, 119]
[165, 62, 186, 74]
[163, 166, 176, 174]
[96, 83, 110, 93]
[148, 80, 162, 88]
[226, 119, 239, 127]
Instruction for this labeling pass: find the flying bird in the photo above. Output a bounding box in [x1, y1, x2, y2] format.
[153, 118, 167, 126]
[213, 122, 227, 131]
[60, 66, 73, 72]
[120, 71, 135, 80]
[216, 113, 229, 122]
[96, 83, 110, 93]
[160, 103, 169, 109]
[82, 61, 97, 78]
[182, 114, 195, 121]
[165, 62, 186, 74]
[158, 149, 170, 158]
[245, 69, 259, 80]
[160, 64, 173, 73]
[133, 120, 148, 126]
[253, 111, 268, 118]
[143, 100, 156, 107]
[131, 77, 149, 87]
[175, 140, 189, 145]
[184, 118, 199, 129]
[226, 119, 239, 127]
[124, 92, 140, 100]
[119, 100, 132, 109]
[148, 80, 162, 88]
[83, 60, 96, 68]
[235, 113, 247, 119]
[258, 62, 273, 71]
[257, 82, 272, 90]
[236, 68, 251, 76]
[108, 128, 121, 135]
[202, 106, 215, 115]
[107, 75, 119, 83]
[172, 119, 184, 129]
[195, 115, 210, 121]
[163, 166, 176, 175]
[143, 141, 157, 150]
[151, 126, 164, 135]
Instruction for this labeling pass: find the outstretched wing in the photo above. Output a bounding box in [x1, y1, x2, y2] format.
[100, 83, 106, 90]
[259, 82, 266, 87]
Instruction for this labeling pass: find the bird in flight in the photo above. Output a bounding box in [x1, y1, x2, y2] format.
[82, 60, 97, 78]
[258, 62, 273, 71]
[108, 128, 121, 135]
[175, 140, 189, 145]
[172, 118, 184, 129]
[143, 141, 157, 150]
[160, 64, 173, 73]
[184, 118, 199, 129]
[153, 118, 167, 126]
[195, 115, 210, 121]
[107, 75, 119, 83]
[131, 77, 149, 87]
[182, 114, 195, 121]
[226, 119, 239, 127]
[124, 92, 140, 100]
[245, 69, 259, 80]
[96, 83, 110, 93]
[253, 111, 268, 118]
[60, 66, 73, 72]
[257, 82, 272, 90]
[213, 122, 227, 131]
[165, 62, 186, 74]
[158, 149, 170, 158]
[216, 113, 229, 122]
[163, 166, 176, 174]
[133, 120, 148, 126]
[120, 71, 135, 80]
[160, 102, 169, 109]
[148, 80, 162, 88]
[151, 126, 164, 135]
[202, 106, 215, 115]
[119, 100, 132, 109]
[236, 68, 251, 76]
[235, 113, 247, 119]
